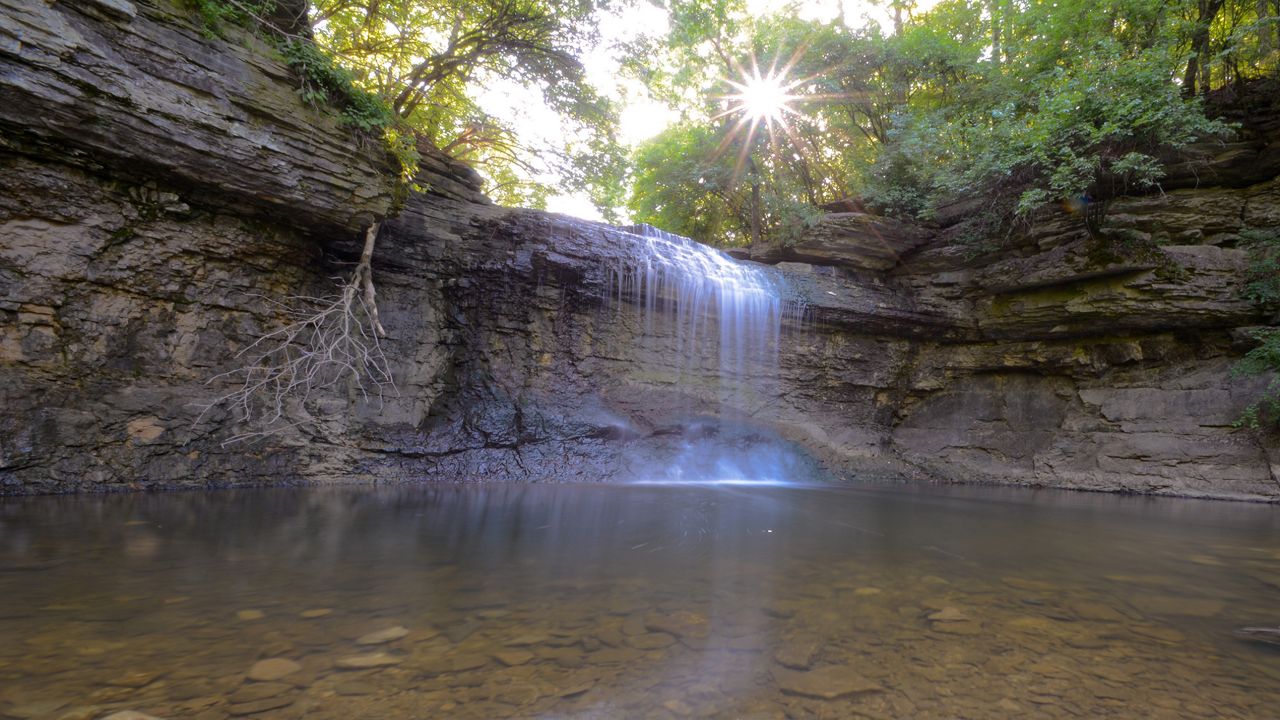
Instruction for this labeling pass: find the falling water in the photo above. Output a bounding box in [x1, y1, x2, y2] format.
[605, 224, 803, 386]
[604, 225, 814, 484]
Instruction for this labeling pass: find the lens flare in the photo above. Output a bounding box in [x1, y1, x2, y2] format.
[723, 65, 802, 127]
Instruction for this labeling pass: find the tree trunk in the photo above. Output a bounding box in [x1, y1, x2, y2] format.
[1260, 0, 1276, 57]
[1183, 0, 1225, 97]
[989, 0, 1002, 66]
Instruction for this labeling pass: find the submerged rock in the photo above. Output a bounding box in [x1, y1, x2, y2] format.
[773, 666, 883, 699]
[335, 653, 403, 670]
[355, 626, 410, 645]
[246, 659, 301, 682]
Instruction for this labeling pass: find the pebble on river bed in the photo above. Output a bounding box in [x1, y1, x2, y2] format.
[773, 665, 883, 700]
[355, 626, 409, 645]
[335, 653, 404, 669]
[246, 658, 301, 682]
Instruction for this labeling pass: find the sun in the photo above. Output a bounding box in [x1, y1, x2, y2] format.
[723, 65, 802, 126]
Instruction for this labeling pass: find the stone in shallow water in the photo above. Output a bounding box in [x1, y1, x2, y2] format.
[247, 658, 301, 682]
[299, 608, 332, 619]
[236, 609, 265, 621]
[493, 650, 534, 667]
[227, 695, 294, 716]
[931, 621, 982, 636]
[355, 626, 409, 645]
[334, 681, 376, 696]
[773, 638, 822, 670]
[774, 666, 882, 700]
[557, 679, 595, 698]
[927, 607, 969, 623]
[504, 632, 551, 646]
[228, 682, 292, 703]
[644, 611, 709, 639]
[335, 653, 403, 670]
[106, 671, 163, 688]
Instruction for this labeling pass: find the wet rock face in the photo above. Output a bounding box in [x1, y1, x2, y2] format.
[0, 0, 1277, 498]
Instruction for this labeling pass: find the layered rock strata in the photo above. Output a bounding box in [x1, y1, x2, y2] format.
[1, 1, 1275, 498]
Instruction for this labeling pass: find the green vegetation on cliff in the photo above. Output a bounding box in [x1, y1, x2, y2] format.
[1235, 228, 1280, 428]
[623, 0, 1278, 246]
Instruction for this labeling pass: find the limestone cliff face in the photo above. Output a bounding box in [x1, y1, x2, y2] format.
[1, 1, 1276, 498]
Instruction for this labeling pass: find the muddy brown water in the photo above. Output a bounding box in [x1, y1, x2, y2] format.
[1, 482, 1278, 719]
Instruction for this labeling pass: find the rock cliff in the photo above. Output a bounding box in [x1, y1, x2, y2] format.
[1, 1, 1276, 499]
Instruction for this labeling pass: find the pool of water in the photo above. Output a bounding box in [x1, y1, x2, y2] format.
[1, 482, 1278, 719]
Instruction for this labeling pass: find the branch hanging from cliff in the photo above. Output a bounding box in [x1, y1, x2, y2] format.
[195, 221, 396, 443]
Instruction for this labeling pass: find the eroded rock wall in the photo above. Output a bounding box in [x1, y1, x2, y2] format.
[0, 0, 1276, 499]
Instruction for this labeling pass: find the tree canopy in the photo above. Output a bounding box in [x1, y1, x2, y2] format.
[194, 0, 1278, 243]
[622, 0, 1279, 246]
[304, 0, 624, 209]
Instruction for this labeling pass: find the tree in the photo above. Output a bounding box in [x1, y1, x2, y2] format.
[310, 0, 623, 210]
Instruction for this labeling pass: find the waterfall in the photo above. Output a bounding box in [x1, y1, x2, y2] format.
[605, 224, 802, 387]
[603, 225, 817, 484]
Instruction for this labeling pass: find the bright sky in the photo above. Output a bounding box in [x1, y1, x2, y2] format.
[476, 0, 940, 222]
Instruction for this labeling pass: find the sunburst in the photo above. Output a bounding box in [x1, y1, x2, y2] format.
[722, 63, 804, 127]
[713, 55, 811, 190]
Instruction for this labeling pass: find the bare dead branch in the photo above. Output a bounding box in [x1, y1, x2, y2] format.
[194, 222, 396, 444]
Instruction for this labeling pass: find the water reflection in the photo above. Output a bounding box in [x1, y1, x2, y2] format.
[1, 483, 1278, 718]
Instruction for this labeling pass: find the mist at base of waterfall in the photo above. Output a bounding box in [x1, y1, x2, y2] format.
[616, 418, 827, 486]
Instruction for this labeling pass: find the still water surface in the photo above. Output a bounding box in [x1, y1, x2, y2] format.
[1, 482, 1278, 719]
